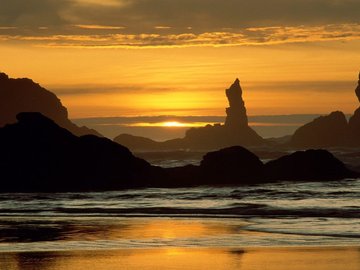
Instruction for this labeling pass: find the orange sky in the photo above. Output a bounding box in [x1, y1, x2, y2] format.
[1, 1, 360, 118]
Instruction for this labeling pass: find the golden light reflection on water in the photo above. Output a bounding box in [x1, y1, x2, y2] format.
[89, 218, 244, 241]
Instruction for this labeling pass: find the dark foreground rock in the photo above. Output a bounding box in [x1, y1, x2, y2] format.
[164, 147, 357, 187]
[0, 112, 161, 192]
[0, 113, 356, 192]
[199, 146, 264, 184]
[264, 149, 357, 181]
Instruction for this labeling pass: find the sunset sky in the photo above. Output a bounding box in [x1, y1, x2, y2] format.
[1, 0, 360, 119]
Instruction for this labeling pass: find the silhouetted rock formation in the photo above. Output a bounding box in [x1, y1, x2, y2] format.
[165, 147, 356, 186]
[225, 79, 248, 128]
[264, 149, 356, 181]
[0, 112, 159, 192]
[355, 72, 360, 102]
[115, 79, 264, 151]
[348, 72, 360, 145]
[0, 72, 101, 137]
[291, 111, 348, 148]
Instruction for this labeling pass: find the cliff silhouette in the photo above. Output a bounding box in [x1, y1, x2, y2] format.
[0, 72, 101, 137]
[291, 72, 360, 148]
[0, 112, 356, 192]
[114, 79, 264, 150]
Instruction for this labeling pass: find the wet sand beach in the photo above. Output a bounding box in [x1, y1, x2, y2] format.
[0, 216, 359, 270]
[1, 247, 359, 270]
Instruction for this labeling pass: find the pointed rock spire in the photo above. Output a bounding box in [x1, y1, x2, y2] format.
[356, 72, 360, 103]
[224, 78, 248, 128]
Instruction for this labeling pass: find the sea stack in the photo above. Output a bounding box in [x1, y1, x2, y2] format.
[183, 78, 264, 149]
[225, 78, 248, 128]
[222, 79, 264, 145]
[348, 72, 360, 145]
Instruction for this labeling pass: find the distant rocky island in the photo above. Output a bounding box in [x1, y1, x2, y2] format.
[115, 79, 264, 151]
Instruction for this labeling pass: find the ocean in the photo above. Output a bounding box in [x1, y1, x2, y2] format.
[0, 179, 359, 253]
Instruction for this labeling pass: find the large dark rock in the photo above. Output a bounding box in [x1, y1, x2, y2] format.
[265, 149, 357, 181]
[199, 146, 264, 184]
[0, 72, 101, 137]
[291, 111, 348, 148]
[0, 112, 160, 192]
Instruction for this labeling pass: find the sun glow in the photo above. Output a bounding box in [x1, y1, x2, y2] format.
[126, 121, 220, 128]
[161, 121, 186, 127]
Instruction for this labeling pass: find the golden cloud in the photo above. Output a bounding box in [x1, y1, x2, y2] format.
[1, 24, 359, 48]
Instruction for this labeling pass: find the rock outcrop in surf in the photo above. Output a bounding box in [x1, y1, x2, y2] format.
[264, 149, 354, 181]
[0, 113, 356, 192]
[0, 72, 101, 137]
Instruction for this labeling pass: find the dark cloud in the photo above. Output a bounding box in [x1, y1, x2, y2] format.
[65, 0, 360, 33]
[0, 0, 359, 35]
[0, 0, 69, 27]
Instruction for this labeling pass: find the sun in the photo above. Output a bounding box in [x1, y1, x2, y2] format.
[161, 121, 187, 127]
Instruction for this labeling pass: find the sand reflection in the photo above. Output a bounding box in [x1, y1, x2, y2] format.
[0, 217, 246, 243]
[0, 218, 359, 270]
[1, 247, 359, 270]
